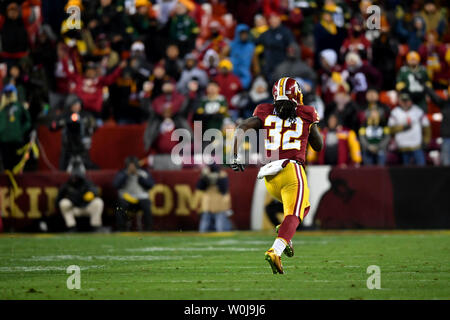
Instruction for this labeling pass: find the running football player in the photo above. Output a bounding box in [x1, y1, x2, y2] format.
[231, 77, 323, 274]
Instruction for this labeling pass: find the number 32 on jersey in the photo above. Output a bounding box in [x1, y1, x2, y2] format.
[264, 115, 303, 151]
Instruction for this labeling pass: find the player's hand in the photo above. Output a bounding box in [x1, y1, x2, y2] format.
[230, 155, 245, 172]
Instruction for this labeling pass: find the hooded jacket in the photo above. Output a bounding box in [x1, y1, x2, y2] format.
[230, 24, 255, 89]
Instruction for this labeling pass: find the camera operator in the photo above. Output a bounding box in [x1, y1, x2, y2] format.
[50, 95, 98, 171]
[113, 156, 154, 231]
[196, 163, 233, 232]
[57, 163, 104, 232]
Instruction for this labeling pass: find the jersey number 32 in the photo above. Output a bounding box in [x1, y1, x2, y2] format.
[264, 115, 303, 151]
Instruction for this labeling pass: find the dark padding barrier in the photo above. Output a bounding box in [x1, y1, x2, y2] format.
[314, 166, 450, 229]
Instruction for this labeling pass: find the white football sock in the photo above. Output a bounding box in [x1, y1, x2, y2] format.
[271, 238, 287, 256]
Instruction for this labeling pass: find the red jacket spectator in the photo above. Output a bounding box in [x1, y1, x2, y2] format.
[63, 59, 125, 115]
[151, 89, 186, 117]
[340, 18, 372, 61]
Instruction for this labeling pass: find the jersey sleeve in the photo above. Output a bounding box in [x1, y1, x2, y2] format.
[311, 107, 320, 124]
[252, 104, 270, 122]
[304, 105, 320, 132]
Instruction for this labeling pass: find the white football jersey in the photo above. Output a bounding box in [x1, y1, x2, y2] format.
[388, 105, 430, 149]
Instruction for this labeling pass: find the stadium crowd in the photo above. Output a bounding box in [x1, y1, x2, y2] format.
[0, 0, 449, 173]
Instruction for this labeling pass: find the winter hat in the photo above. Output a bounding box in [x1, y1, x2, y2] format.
[320, 49, 338, 67]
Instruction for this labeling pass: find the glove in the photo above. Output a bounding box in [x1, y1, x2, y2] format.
[83, 191, 95, 202]
[230, 155, 245, 172]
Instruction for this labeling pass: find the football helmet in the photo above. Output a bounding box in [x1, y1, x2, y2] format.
[272, 77, 303, 106]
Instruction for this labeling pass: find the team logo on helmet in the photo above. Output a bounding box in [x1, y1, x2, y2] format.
[272, 77, 303, 106]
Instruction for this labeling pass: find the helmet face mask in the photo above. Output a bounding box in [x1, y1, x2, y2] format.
[272, 77, 303, 107]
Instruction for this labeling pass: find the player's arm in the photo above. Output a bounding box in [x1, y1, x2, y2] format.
[230, 116, 262, 171]
[308, 123, 323, 152]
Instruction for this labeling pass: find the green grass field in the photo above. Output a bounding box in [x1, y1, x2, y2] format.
[0, 230, 449, 300]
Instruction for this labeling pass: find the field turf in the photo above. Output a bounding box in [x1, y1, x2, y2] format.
[0, 230, 449, 300]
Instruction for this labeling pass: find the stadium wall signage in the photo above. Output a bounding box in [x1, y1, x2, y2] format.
[1, 167, 449, 231]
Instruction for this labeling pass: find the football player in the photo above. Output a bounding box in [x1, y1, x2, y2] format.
[231, 77, 323, 274]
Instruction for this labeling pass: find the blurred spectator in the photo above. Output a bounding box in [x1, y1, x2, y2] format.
[50, 95, 97, 171]
[109, 64, 149, 125]
[123, 0, 155, 42]
[138, 4, 170, 64]
[396, 51, 430, 112]
[197, 163, 233, 233]
[340, 17, 372, 61]
[229, 24, 255, 90]
[63, 57, 126, 119]
[213, 59, 242, 116]
[341, 52, 382, 105]
[149, 63, 172, 100]
[57, 165, 104, 232]
[164, 44, 183, 81]
[184, 76, 202, 110]
[388, 92, 431, 166]
[198, 20, 229, 60]
[177, 53, 209, 95]
[196, 2, 214, 48]
[318, 49, 342, 105]
[418, 1, 447, 38]
[358, 109, 390, 166]
[307, 113, 362, 166]
[143, 80, 191, 152]
[395, 12, 426, 52]
[128, 41, 152, 84]
[371, 22, 399, 90]
[418, 31, 449, 89]
[325, 83, 360, 133]
[248, 76, 272, 117]
[31, 25, 57, 95]
[91, 33, 120, 71]
[323, 0, 347, 28]
[154, 0, 178, 26]
[271, 43, 317, 87]
[298, 78, 325, 122]
[424, 86, 450, 165]
[201, 48, 220, 78]
[52, 42, 78, 101]
[250, 14, 268, 40]
[0, 1, 32, 63]
[114, 156, 154, 231]
[0, 84, 31, 171]
[313, 7, 346, 68]
[221, 13, 236, 41]
[87, 0, 126, 52]
[358, 88, 391, 127]
[256, 12, 295, 80]
[169, 2, 199, 57]
[2, 64, 27, 105]
[194, 81, 228, 134]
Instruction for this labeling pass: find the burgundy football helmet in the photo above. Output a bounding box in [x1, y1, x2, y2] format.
[272, 77, 303, 106]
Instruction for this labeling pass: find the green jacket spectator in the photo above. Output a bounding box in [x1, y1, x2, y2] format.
[0, 84, 31, 170]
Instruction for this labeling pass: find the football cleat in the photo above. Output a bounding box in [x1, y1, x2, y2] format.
[264, 249, 284, 274]
[275, 225, 295, 258]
